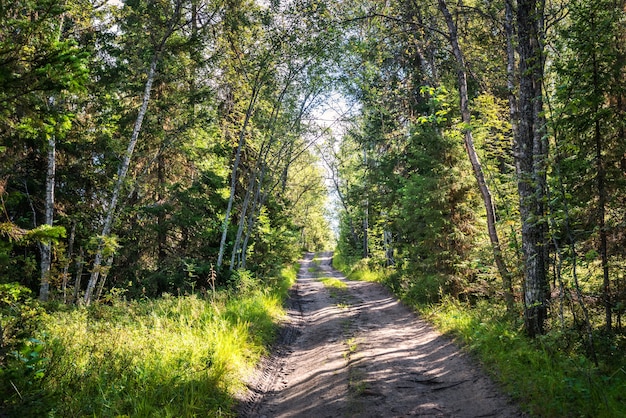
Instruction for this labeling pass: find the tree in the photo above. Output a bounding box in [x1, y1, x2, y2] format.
[83, 0, 186, 304]
[516, 0, 549, 337]
[0, 0, 88, 299]
[437, 0, 515, 312]
[551, 0, 626, 333]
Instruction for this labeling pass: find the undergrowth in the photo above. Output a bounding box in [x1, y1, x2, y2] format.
[318, 277, 347, 289]
[1, 265, 297, 417]
[337, 250, 626, 417]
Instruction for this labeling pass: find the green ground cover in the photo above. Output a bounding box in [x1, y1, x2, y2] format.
[1, 265, 297, 417]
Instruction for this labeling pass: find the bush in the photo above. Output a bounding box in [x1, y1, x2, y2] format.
[0, 283, 49, 416]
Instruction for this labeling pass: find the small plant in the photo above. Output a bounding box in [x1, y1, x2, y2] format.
[208, 263, 217, 300]
[346, 337, 358, 354]
[319, 277, 348, 300]
[319, 277, 347, 289]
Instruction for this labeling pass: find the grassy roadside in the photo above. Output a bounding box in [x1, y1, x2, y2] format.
[1, 265, 298, 417]
[332, 251, 626, 417]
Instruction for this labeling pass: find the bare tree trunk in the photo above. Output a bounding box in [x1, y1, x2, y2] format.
[84, 53, 159, 305]
[61, 221, 76, 303]
[517, 0, 548, 337]
[217, 84, 260, 269]
[438, 0, 514, 311]
[39, 132, 55, 301]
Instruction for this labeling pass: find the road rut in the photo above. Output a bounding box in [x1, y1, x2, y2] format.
[237, 252, 524, 417]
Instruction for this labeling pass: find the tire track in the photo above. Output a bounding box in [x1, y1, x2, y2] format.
[238, 252, 524, 418]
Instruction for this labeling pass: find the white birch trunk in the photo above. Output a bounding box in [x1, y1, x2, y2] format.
[83, 55, 159, 305]
[39, 133, 55, 301]
[217, 86, 260, 269]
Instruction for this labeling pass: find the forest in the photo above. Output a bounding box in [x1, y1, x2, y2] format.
[1, 0, 626, 416]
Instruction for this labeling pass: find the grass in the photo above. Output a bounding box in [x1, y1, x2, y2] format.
[422, 298, 626, 417]
[4, 265, 298, 417]
[318, 277, 347, 289]
[318, 276, 349, 300]
[332, 251, 388, 283]
[340, 254, 626, 417]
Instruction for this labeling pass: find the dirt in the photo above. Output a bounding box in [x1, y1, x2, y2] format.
[237, 252, 525, 418]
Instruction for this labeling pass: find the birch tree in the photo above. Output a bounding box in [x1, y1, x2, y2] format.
[437, 0, 515, 312]
[84, 0, 184, 304]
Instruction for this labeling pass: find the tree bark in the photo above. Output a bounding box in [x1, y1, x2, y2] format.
[230, 164, 258, 269]
[84, 53, 159, 305]
[216, 83, 260, 269]
[83, 0, 183, 304]
[593, 42, 611, 331]
[362, 146, 369, 259]
[38, 15, 66, 302]
[61, 221, 76, 303]
[517, 0, 548, 337]
[73, 247, 84, 303]
[504, 0, 520, 312]
[39, 132, 55, 301]
[438, 0, 514, 311]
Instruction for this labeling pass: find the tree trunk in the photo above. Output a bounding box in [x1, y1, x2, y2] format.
[504, 0, 520, 312]
[240, 173, 265, 270]
[39, 132, 55, 301]
[39, 15, 65, 302]
[362, 146, 369, 259]
[438, 0, 514, 311]
[595, 72, 611, 333]
[61, 221, 76, 303]
[95, 256, 114, 301]
[230, 165, 257, 269]
[84, 53, 159, 305]
[217, 84, 260, 269]
[157, 152, 167, 269]
[73, 247, 84, 303]
[517, 0, 548, 337]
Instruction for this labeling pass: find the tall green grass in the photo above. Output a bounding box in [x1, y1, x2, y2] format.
[4, 265, 297, 417]
[341, 255, 626, 417]
[332, 250, 388, 283]
[423, 298, 626, 417]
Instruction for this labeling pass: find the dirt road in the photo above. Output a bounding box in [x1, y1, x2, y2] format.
[238, 252, 524, 417]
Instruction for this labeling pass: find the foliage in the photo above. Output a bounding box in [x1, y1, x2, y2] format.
[0, 0, 333, 303]
[423, 298, 626, 417]
[0, 283, 48, 415]
[0, 265, 297, 417]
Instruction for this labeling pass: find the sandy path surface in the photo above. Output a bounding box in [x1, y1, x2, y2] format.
[237, 252, 524, 417]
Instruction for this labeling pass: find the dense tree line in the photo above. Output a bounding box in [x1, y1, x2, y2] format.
[2, 0, 626, 385]
[332, 0, 626, 345]
[0, 0, 335, 305]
